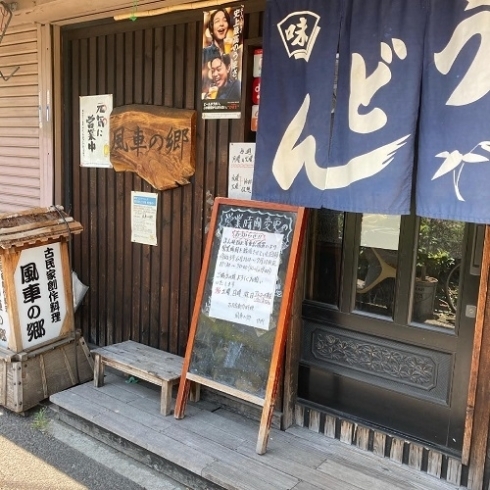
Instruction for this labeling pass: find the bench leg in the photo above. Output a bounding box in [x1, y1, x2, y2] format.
[93, 353, 105, 387]
[161, 382, 172, 416]
[189, 382, 201, 402]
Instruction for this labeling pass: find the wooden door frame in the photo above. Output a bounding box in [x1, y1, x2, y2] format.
[466, 226, 490, 489]
[283, 221, 490, 490]
[38, 23, 54, 207]
[52, 23, 63, 205]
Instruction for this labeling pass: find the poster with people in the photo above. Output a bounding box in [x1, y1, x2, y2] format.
[201, 6, 244, 119]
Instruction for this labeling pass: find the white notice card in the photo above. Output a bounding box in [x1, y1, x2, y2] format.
[228, 143, 255, 200]
[209, 227, 283, 330]
[131, 191, 158, 246]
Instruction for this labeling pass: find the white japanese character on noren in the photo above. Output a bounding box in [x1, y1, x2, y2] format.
[435, 4, 490, 106]
[350, 39, 407, 134]
[285, 17, 309, 47]
[277, 11, 321, 62]
[271, 33, 410, 190]
[430, 1, 490, 202]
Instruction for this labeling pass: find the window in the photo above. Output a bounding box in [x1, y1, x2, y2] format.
[306, 209, 344, 307]
[305, 210, 464, 330]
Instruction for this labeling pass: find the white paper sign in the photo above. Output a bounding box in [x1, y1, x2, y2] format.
[0, 261, 11, 348]
[209, 227, 283, 330]
[228, 143, 255, 199]
[131, 191, 158, 246]
[14, 243, 67, 350]
[80, 94, 113, 168]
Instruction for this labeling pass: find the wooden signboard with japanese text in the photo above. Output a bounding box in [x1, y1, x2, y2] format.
[174, 198, 306, 454]
[0, 206, 83, 353]
[110, 104, 196, 191]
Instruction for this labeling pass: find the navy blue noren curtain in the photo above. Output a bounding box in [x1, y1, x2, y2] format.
[252, 0, 490, 224]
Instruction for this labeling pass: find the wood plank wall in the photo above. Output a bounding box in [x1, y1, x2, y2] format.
[0, 24, 41, 213]
[62, 4, 264, 355]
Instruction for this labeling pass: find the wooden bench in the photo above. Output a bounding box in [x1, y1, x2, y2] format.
[92, 340, 189, 416]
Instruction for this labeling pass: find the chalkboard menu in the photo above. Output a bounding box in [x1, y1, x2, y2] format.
[175, 198, 306, 454]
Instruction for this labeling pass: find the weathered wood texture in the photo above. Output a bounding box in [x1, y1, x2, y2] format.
[62, 4, 264, 359]
[12, 0, 225, 26]
[92, 340, 184, 415]
[0, 335, 93, 412]
[465, 226, 490, 490]
[283, 241, 306, 429]
[0, 206, 82, 249]
[110, 104, 196, 190]
[299, 406, 464, 487]
[50, 374, 461, 490]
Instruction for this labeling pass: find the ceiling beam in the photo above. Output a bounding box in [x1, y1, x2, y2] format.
[10, 0, 200, 26]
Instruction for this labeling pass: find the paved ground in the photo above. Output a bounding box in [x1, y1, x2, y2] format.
[0, 402, 189, 490]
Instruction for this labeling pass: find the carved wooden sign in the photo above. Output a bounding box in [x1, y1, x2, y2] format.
[110, 105, 196, 190]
